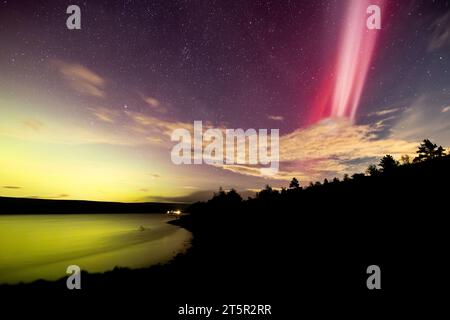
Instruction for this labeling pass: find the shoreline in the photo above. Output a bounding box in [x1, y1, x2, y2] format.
[0, 216, 196, 290]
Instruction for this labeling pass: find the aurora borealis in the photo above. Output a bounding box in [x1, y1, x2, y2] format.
[329, 0, 384, 121]
[1, 0, 450, 202]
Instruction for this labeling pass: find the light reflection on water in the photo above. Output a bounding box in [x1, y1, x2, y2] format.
[0, 214, 191, 284]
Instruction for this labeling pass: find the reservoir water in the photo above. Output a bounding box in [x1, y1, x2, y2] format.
[0, 214, 191, 284]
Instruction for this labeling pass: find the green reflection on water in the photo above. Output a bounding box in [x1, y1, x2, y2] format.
[0, 214, 191, 284]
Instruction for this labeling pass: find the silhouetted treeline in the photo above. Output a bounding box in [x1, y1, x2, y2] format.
[186, 139, 449, 217]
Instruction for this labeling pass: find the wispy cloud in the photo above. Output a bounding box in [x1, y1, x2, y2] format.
[29, 194, 70, 199]
[55, 194, 70, 198]
[428, 12, 450, 51]
[23, 119, 44, 132]
[143, 96, 167, 114]
[3, 186, 22, 189]
[391, 95, 450, 144]
[87, 106, 119, 124]
[125, 110, 193, 143]
[53, 60, 106, 98]
[83, 107, 192, 146]
[182, 185, 200, 189]
[268, 115, 284, 121]
[368, 107, 400, 117]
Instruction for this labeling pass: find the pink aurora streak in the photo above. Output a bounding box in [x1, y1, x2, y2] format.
[309, 0, 385, 124]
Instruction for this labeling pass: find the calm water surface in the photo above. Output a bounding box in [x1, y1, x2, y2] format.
[0, 214, 191, 284]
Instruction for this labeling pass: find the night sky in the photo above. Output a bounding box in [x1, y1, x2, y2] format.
[1, 0, 450, 202]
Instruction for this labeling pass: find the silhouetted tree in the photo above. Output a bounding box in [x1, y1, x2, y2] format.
[366, 164, 379, 176]
[289, 177, 300, 189]
[415, 139, 445, 161]
[257, 185, 278, 201]
[379, 155, 399, 173]
[226, 188, 242, 203]
[323, 178, 329, 185]
[343, 174, 350, 181]
[209, 187, 243, 207]
[332, 177, 340, 183]
[212, 187, 226, 200]
[352, 173, 365, 181]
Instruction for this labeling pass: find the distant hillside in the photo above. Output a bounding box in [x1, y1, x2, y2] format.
[0, 197, 189, 214]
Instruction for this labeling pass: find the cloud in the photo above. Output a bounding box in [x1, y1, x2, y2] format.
[368, 108, 400, 117]
[391, 95, 450, 144]
[23, 119, 44, 132]
[442, 106, 450, 113]
[83, 107, 192, 146]
[29, 194, 70, 199]
[6, 116, 142, 146]
[87, 106, 119, 124]
[125, 110, 193, 143]
[56, 194, 69, 198]
[218, 118, 418, 183]
[428, 12, 450, 51]
[53, 60, 106, 98]
[280, 118, 417, 161]
[3, 186, 22, 189]
[268, 115, 284, 121]
[143, 96, 167, 113]
[182, 185, 200, 189]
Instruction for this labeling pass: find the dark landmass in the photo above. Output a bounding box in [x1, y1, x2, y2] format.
[1, 140, 449, 315]
[0, 196, 189, 214]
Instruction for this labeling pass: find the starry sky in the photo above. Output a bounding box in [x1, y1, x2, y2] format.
[1, 0, 450, 202]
